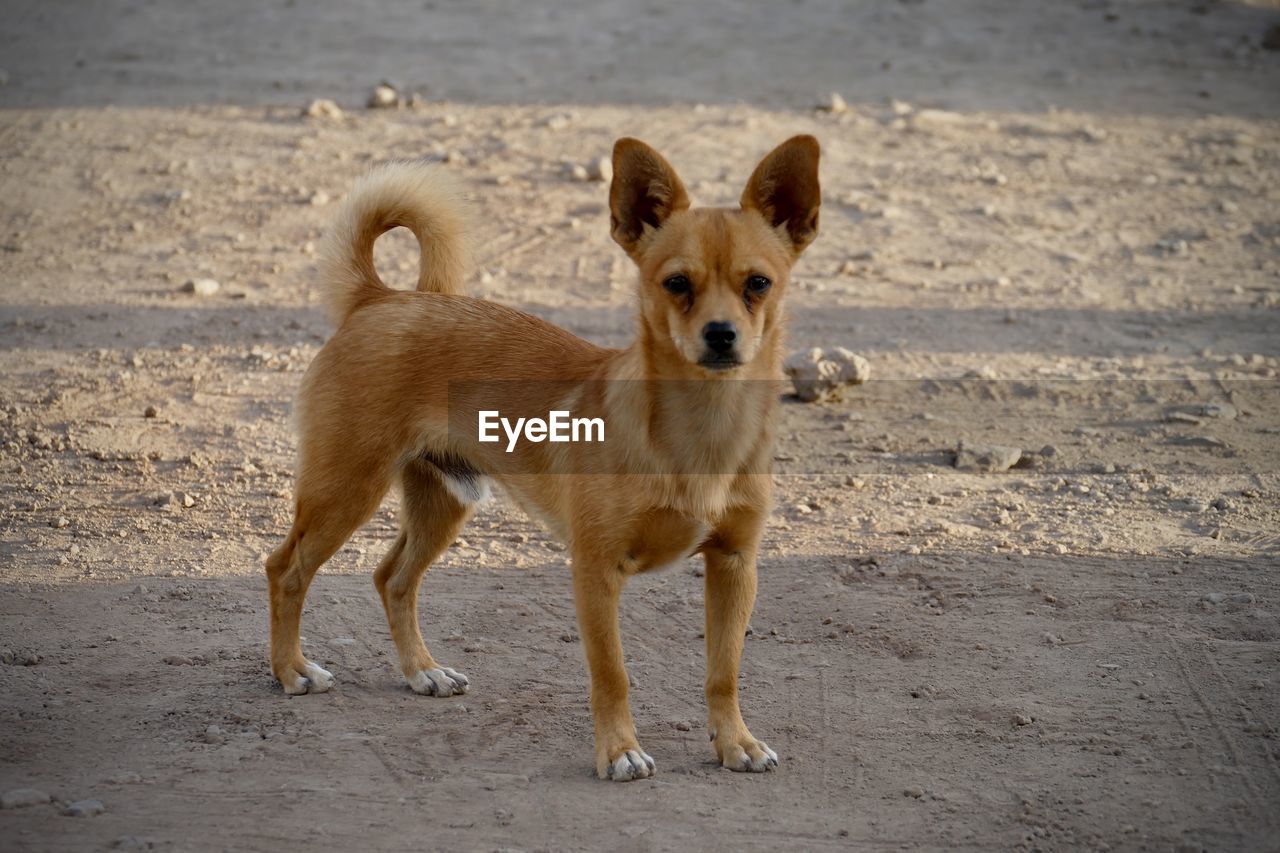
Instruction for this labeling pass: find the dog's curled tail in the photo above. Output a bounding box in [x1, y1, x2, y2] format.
[318, 160, 472, 326]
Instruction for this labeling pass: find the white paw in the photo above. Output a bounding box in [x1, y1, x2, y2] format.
[606, 749, 656, 782]
[301, 662, 334, 693]
[408, 667, 469, 697]
[719, 738, 778, 773]
[279, 661, 334, 695]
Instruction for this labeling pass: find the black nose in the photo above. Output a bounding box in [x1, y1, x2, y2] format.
[702, 321, 737, 354]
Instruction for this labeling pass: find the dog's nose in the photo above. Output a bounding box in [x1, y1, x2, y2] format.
[702, 321, 737, 354]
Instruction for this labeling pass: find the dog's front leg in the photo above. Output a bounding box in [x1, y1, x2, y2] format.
[571, 556, 654, 781]
[703, 506, 778, 772]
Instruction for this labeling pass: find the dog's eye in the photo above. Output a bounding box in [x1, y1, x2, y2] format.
[745, 275, 772, 295]
[663, 275, 692, 296]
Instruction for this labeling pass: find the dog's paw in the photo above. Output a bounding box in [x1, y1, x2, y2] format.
[713, 732, 778, 773]
[602, 749, 656, 782]
[407, 667, 469, 697]
[278, 661, 334, 695]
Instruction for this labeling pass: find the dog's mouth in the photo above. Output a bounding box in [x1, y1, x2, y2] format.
[697, 354, 743, 371]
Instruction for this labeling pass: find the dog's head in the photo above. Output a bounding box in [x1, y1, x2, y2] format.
[609, 135, 820, 376]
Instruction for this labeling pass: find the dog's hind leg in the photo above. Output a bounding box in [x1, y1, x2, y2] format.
[267, 463, 392, 695]
[374, 457, 475, 697]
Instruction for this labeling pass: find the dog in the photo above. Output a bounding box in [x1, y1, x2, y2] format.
[265, 135, 821, 780]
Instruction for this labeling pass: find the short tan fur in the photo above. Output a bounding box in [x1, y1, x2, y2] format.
[266, 136, 821, 780]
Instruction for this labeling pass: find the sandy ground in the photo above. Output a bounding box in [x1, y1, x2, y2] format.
[2, 2, 1280, 851]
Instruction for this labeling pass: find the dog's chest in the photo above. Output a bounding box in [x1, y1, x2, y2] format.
[618, 506, 709, 575]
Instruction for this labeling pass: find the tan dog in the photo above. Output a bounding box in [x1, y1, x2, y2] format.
[266, 136, 820, 780]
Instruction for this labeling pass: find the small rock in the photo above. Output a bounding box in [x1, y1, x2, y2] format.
[302, 98, 344, 120]
[203, 725, 225, 745]
[51, 516, 69, 529]
[307, 190, 330, 206]
[820, 91, 848, 113]
[143, 405, 157, 419]
[674, 721, 691, 731]
[1, 788, 51, 809]
[954, 441, 1023, 473]
[568, 163, 589, 182]
[784, 347, 871, 402]
[105, 771, 142, 785]
[181, 278, 220, 297]
[903, 786, 925, 798]
[164, 655, 194, 666]
[179, 492, 196, 508]
[1012, 712, 1033, 726]
[62, 799, 105, 817]
[1201, 402, 1238, 420]
[1203, 592, 1226, 605]
[1230, 593, 1256, 605]
[367, 83, 400, 109]
[585, 155, 613, 183]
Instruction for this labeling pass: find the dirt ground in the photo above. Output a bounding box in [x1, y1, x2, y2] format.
[2, 1, 1279, 851]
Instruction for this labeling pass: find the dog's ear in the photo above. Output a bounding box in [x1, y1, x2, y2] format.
[740, 135, 821, 255]
[609, 138, 691, 256]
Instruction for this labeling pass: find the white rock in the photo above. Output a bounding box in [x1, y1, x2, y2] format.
[784, 347, 872, 402]
[1, 788, 50, 809]
[586, 155, 613, 182]
[954, 441, 1023, 473]
[302, 99, 344, 120]
[821, 92, 848, 113]
[63, 799, 105, 817]
[181, 278, 220, 297]
[367, 84, 399, 109]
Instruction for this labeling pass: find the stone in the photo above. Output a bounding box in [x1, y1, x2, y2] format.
[62, 799, 105, 817]
[784, 347, 871, 402]
[181, 278, 220, 297]
[1013, 712, 1033, 726]
[1, 788, 51, 809]
[367, 84, 400, 109]
[143, 405, 157, 419]
[302, 98, 344, 120]
[954, 442, 1023, 473]
[585, 155, 613, 183]
[820, 92, 848, 113]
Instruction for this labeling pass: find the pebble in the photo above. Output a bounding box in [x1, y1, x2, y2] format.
[181, 278, 220, 297]
[784, 347, 871, 402]
[143, 405, 157, 419]
[302, 98, 344, 120]
[820, 92, 848, 113]
[1201, 402, 1237, 419]
[1203, 592, 1226, 605]
[62, 799, 105, 817]
[51, 516, 69, 528]
[674, 721, 691, 731]
[1231, 593, 1256, 605]
[307, 190, 330, 206]
[179, 491, 196, 508]
[954, 441, 1023, 473]
[203, 725, 226, 745]
[903, 786, 925, 798]
[1012, 712, 1034, 726]
[367, 83, 400, 109]
[1, 788, 51, 809]
[585, 155, 613, 183]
